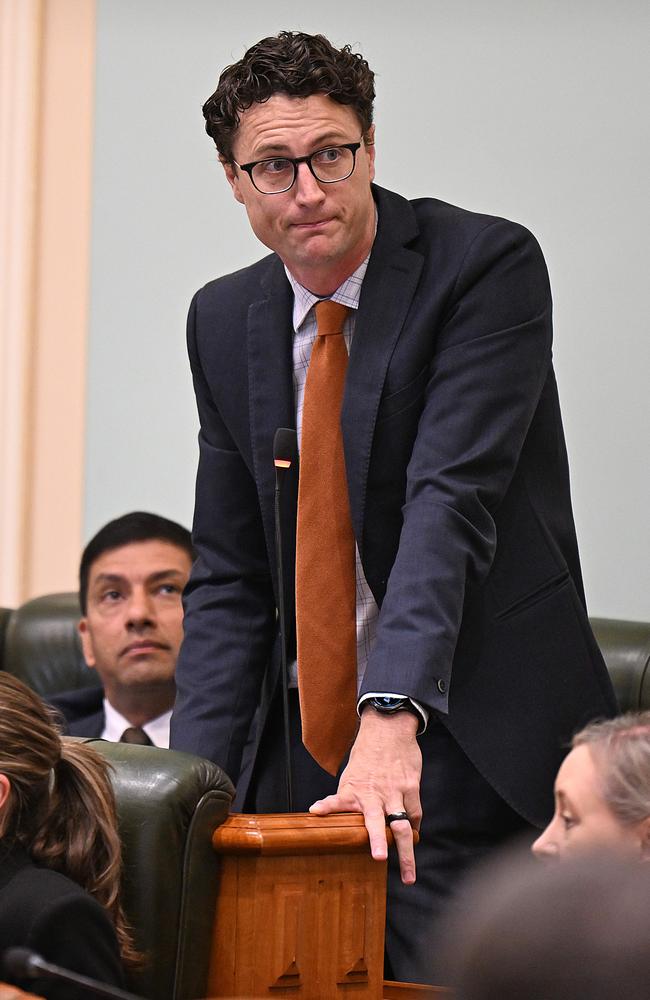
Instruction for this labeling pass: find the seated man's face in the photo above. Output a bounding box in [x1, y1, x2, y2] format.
[78, 539, 191, 702]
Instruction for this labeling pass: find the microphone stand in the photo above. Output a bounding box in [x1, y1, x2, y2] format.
[273, 427, 298, 813]
[3, 947, 143, 1000]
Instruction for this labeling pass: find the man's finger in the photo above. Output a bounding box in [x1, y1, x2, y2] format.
[387, 814, 417, 884]
[403, 787, 423, 832]
[310, 795, 391, 862]
[364, 803, 389, 861]
[309, 792, 356, 814]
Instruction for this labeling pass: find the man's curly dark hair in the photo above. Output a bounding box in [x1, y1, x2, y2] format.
[203, 31, 375, 164]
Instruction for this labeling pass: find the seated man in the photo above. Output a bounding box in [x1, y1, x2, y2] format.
[51, 511, 193, 747]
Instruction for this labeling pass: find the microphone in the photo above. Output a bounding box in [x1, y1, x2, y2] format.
[2, 947, 143, 1000]
[273, 427, 298, 813]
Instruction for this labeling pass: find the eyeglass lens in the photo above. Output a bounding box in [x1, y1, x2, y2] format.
[252, 146, 355, 193]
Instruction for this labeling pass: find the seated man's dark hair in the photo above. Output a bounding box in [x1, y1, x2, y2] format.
[203, 30, 375, 164]
[79, 511, 194, 614]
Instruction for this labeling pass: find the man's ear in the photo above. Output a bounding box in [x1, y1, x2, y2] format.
[220, 156, 245, 205]
[364, 125, 376, 183]
[78, 618, 97, 670]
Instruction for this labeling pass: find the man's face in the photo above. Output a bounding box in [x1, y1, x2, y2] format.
[78, 540, 191, 703]
[222, 93, 376, 295]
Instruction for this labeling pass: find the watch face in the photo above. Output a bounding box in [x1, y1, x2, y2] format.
[364, 696, 422, 733]
[372, 696, 407, 712]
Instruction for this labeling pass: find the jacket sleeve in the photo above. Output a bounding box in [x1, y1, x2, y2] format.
[26, 892, 125, 1000]
[169, 290, 277, 780]
[360, 219, 553, 711]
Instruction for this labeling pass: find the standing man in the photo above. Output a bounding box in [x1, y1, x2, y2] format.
[53, 511, 193, 746]
[171, 31, 616, 980]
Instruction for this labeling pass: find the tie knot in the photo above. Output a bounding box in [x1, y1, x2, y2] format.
[314, 299, 349, 337]
[120, 726, 152, 746]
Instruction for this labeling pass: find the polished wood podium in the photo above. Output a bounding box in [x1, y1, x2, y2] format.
[207, 813, 447, 999]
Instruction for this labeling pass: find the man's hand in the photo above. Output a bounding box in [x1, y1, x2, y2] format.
[309, 707, 422, 883]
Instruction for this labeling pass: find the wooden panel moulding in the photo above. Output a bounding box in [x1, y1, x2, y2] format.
[209, 813, 393, 999]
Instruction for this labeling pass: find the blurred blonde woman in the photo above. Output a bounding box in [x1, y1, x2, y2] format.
[0, 672, 137, 999]
[444, 849, 650, 1000]
[533, 711, 650, 859]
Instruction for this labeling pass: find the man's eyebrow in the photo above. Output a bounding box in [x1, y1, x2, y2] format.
[251, 132, 352, 159]
[91, 569, 186, 589]
[91, 573, 126, 589]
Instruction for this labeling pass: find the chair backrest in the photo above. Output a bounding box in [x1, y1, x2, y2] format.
[80, 739, 234, 1000]
[1, 593, 94, 696]
[591, 617, 650, 713]
[0, 608, 11, 673]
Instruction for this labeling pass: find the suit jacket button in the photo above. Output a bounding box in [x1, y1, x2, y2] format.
[437, 679, 447, 694]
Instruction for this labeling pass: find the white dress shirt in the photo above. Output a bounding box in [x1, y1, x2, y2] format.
[101, 698, 171, 747]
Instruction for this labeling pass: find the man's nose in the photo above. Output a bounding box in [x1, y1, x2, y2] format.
[293, 161, 326, 205]
[126, 590, 156, 628]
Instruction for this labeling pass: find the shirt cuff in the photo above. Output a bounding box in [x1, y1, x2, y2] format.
[357, 692, 429, 734]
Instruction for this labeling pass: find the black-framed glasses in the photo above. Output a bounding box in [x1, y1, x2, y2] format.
[236, 140, 363, 195]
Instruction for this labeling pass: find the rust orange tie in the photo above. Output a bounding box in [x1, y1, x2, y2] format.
[296, 299, 358, 775]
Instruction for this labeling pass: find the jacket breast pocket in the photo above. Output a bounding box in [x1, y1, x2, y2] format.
[376, 364, 430, 423]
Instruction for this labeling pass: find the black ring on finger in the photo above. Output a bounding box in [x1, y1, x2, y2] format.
[386, 811, 410, 824]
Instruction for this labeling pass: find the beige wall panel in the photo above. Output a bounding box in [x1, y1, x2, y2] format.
[0, 0, 94, 605]
[27, 0, 95, 598]
[0, 0, 42, 606]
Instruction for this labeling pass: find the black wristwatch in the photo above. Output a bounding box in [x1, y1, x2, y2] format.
[361, 696, 423, 728]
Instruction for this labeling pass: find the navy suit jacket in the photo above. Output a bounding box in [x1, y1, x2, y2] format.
[49, 686, 105, 738]
[171, 184, 616, 826]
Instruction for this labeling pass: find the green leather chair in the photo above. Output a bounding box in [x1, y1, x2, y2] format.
[1, 592, 92, 696]
[590, 617, 650, 714]
[79, 739, 234, 1000]
[0, 607, 11, 662]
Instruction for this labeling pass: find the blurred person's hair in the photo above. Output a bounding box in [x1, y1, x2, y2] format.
[203, 30, 376, 164]
[0, 671, 138, 966]
[79, 510, 194, 614]
[442, 846, 650, 1000]
[572, 711, 650, 826]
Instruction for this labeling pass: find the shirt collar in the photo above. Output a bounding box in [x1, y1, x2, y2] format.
[102, 697, 171, 747]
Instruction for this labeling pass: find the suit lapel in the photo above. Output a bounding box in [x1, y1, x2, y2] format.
[68, 708, 105, 738]
[247, 257, 295, 549]
[342, 187, 423, 550]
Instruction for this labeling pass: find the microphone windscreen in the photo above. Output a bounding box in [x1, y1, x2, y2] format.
[273, 427, 298, 465]
[3, 947, 41, 979]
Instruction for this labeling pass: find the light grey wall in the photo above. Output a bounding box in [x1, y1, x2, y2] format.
[85, 0, 649, 619]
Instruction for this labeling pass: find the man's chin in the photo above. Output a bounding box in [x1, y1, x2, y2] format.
[112, 660, 176, 686]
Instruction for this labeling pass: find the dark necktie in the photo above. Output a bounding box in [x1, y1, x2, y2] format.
[295, 299, 358, 775]
[120, 726, 153, 746]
